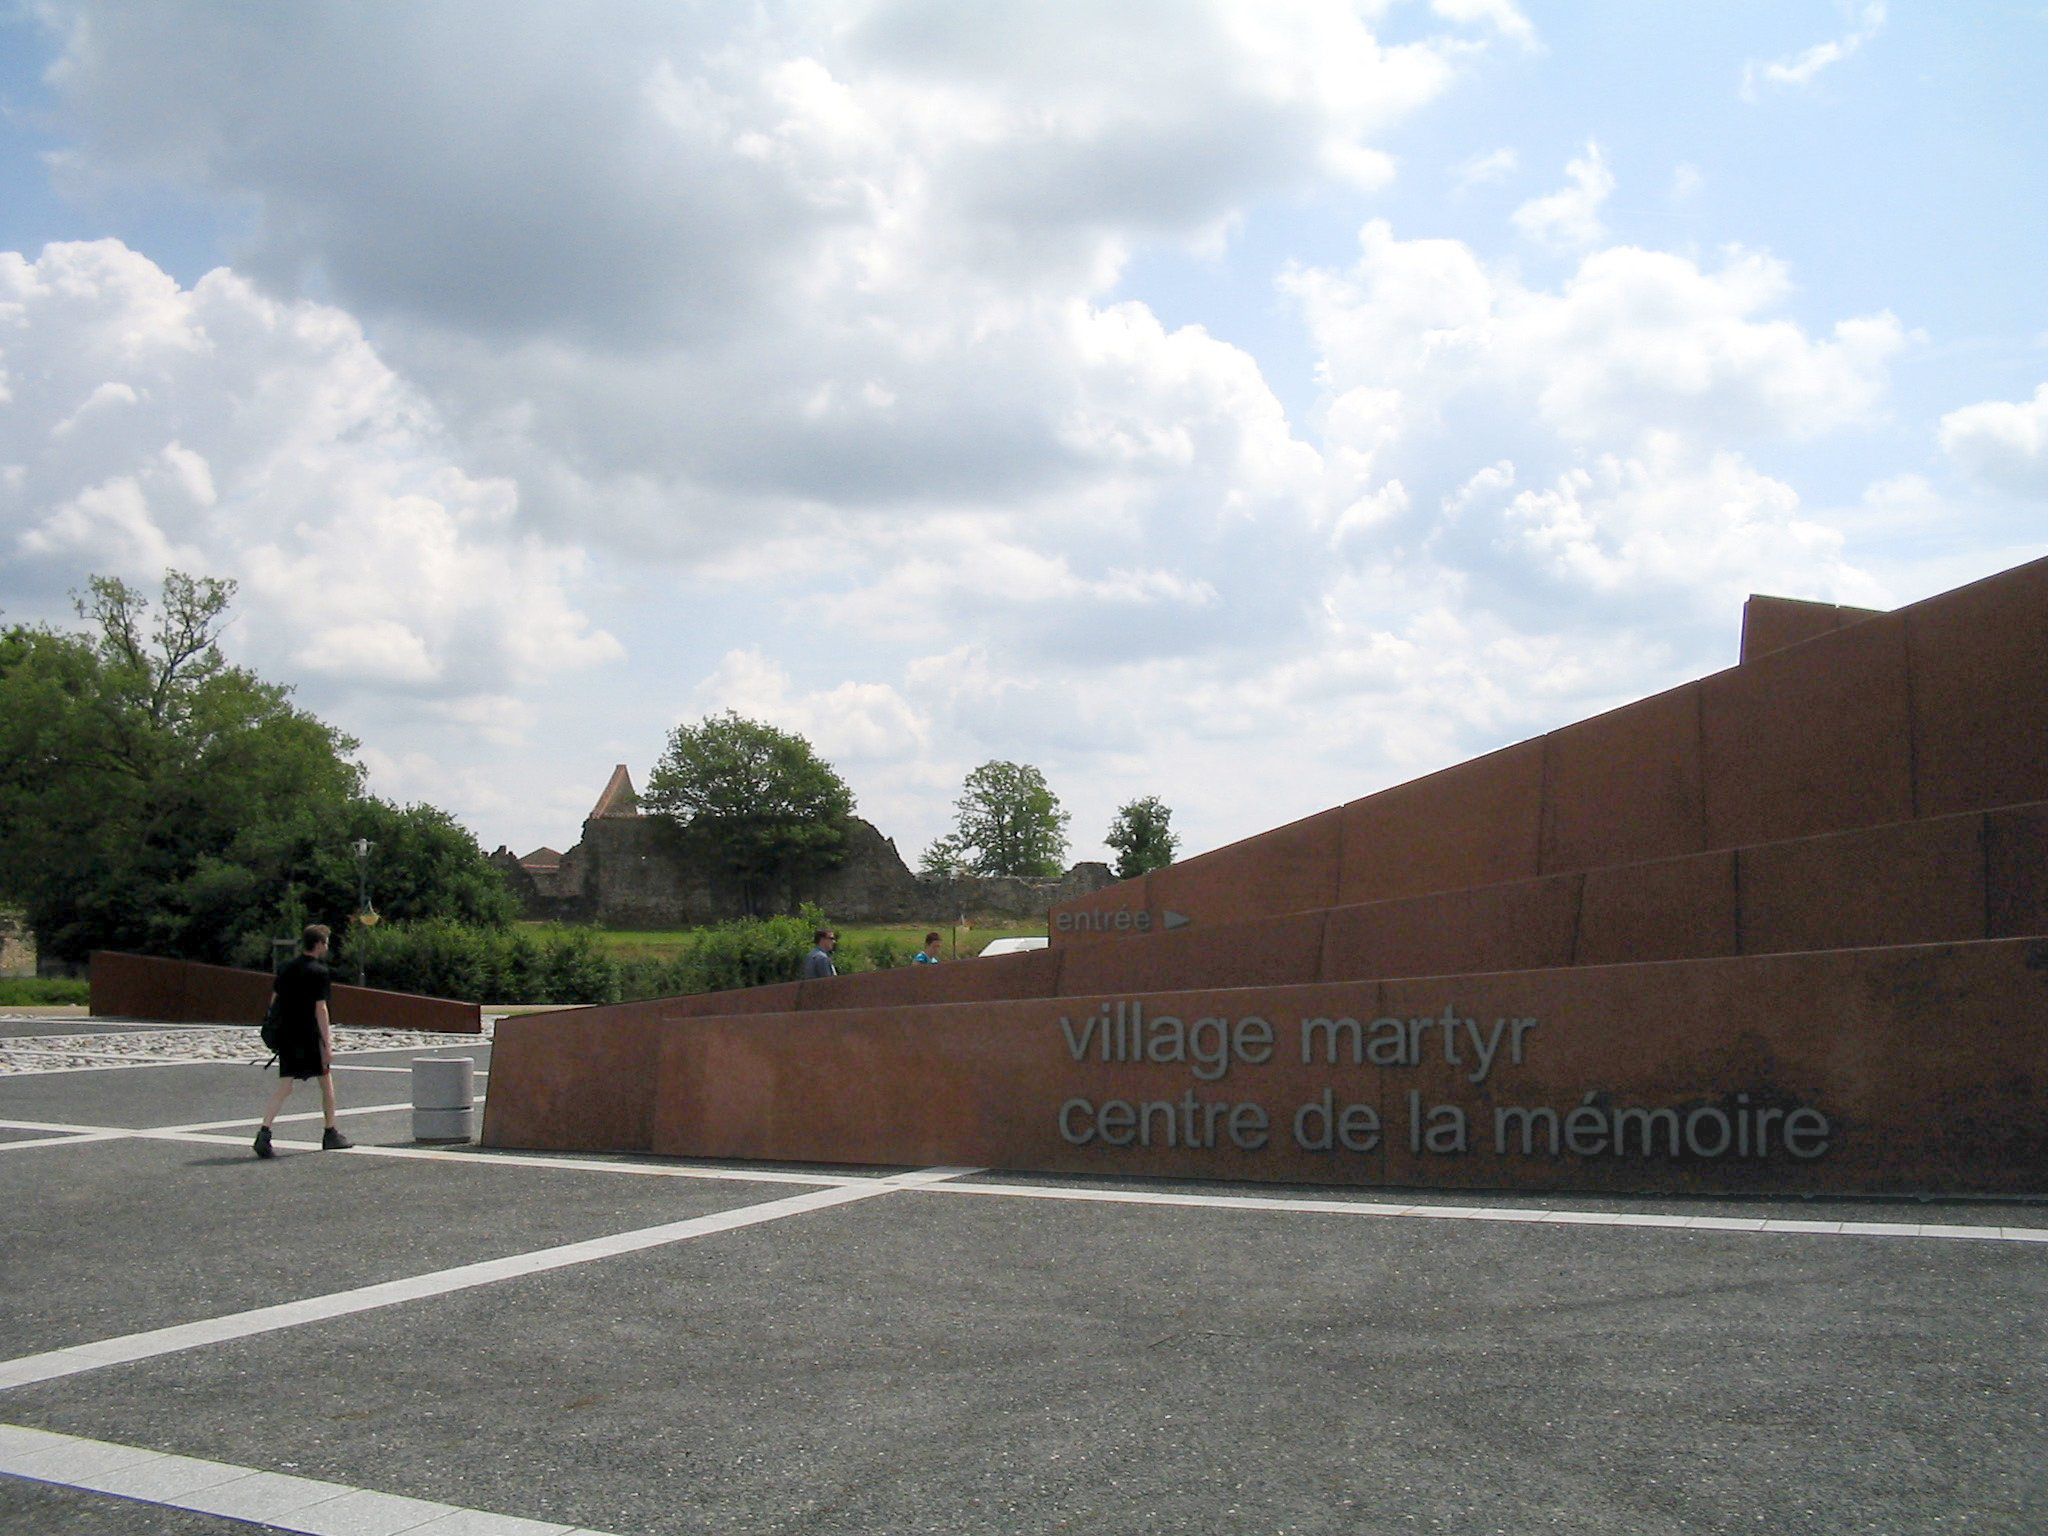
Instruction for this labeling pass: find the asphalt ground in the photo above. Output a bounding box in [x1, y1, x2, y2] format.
[1, 1017, 2044, 1535]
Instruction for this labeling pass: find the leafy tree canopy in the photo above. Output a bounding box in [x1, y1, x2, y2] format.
[344, 800, 518, 931]
[0, 572, 513, 965]
[1105, 794, 1179, 879]
[643, 710, 856, 914]
[917, 832, 969, 878]
[943, 760, 1070, 877]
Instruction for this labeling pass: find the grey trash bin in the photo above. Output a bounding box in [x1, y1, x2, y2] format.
[412, 1056, 474, 1143]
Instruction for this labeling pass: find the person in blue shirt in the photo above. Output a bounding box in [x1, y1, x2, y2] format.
[804, 929, 838, 979]
[913, 931, 942, 964]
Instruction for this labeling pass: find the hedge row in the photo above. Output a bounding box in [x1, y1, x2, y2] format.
[0, 977, 90, 1006]
[340, 913, 903, 1006]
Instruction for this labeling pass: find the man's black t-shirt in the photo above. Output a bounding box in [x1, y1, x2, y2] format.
[273, 953, 332, 1030]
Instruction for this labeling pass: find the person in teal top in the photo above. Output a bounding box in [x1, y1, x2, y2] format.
[913, 931, 942, 964]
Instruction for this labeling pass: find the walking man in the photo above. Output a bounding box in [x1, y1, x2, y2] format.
[804, 928, 838, 979]
[254, 923, 351, 1157]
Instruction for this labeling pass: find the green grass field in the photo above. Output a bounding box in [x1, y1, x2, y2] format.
[530, 918, 1047, 963]
[0, 977, 90, 1006]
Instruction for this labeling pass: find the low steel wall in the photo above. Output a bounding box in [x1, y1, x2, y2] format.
[488, 937, 2048, 1197]
[90, 951, 481, 1034]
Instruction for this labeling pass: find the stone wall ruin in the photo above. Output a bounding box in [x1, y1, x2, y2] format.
[492, 771, 1111, 928]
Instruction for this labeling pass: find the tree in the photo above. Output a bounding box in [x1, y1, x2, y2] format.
[1105, 795, 1179, 879]
[944, 760, 1070, 877]
[341, 801, 519, 930]
[0, 571, 514, 965]
[917, 833, 969, 878]
[643, 711, 856, 915]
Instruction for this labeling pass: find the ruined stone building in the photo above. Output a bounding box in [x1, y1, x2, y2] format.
[491, 767, 1110, 927]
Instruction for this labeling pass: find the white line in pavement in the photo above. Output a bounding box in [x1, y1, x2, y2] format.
[157, 1100, 483, 1134]
[0, 1166, 975, 1393]
[0, 1421, 612, 1535]
[0, 1115, 878, 1187]
[912, 1178, 2048, 1244]
[142, 1125, 882, 1188]
[314, 1141, 886, 1186]
[8, 1118, 2043, 1248]
[0, 1131, 130, 1152]
[0, 1102, 485, 1142]
[0, 1119, 123, 1135]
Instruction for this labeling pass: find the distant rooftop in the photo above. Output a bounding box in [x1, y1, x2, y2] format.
[589, 765, 640, 820]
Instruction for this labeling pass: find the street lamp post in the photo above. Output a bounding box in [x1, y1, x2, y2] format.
[351, 837, 378, 986]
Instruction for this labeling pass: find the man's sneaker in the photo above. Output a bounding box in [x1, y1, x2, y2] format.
[253, 1126, 274, 1159]
[321, 1126, 352, 1151]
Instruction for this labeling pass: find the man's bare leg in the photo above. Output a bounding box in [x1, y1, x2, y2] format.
[261, 1077, 295, 1128]
[317, 1072, 351, 1149]
[254, 1076, 294, 1158]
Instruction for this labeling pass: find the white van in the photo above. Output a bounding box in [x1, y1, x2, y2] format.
[976, 936, 1050, 957]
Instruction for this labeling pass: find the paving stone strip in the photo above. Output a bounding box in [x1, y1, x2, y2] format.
[0, 1024, 493, 1076]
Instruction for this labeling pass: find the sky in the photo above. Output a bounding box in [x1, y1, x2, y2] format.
[2, 1, 2043, 871]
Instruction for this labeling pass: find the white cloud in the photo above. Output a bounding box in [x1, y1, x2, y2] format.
[1741, 2, 1887, 101]
[51, 381, 141, 437]
[9, 1, 2011, 875]
[303, 620, 440, 687]
[1289, 223, 1906, 449]
[34, 1, 1472, 333]
[1516, 250, 1907, 442]
[692, 647, 930, 768]
[0, 240, 619, 735]
[1269, 217, 1905, 725]
[159, 442, 216, 506]
[1430, 0, 1538, 50]
[21, 0, 1490, 576]
[1501, 437, 1878, 609]
[1837, 472, 1953, 536]
[1939, 385, 2048, 499]
[432, 694, 539, 750]
[1510, 141, 1613, 252]
[1453, 146, 1518, 190]
[17, 473, 201, 574]
[1330, 479, 1411, 549]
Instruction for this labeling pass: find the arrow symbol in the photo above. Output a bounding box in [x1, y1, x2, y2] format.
[1162, 910, 1191, 930]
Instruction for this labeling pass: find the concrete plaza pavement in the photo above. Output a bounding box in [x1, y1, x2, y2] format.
[2, 1012, 2045, 1535]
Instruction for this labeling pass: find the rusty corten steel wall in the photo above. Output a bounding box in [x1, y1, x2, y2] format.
[485, 799, 2048, 1157]
[634, 939, 2048, 1196]
[90, 951, 481, 1034]
[483, 960, 1066, 1153]
[1051, 553, 2048, 941]
[483, 556, 2048, 1194]
[1738, 593, 1883, 662]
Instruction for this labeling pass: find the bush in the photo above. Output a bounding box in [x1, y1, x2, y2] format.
[673, 912, 815, 993]
[325, 908, 885, 1005]
[856, 935, 905, 971]
[538, 926, 619, 1005]
[619, 906, 870, 997]
[340, 919, 621, 1005]
[617, 955, 686, 1003]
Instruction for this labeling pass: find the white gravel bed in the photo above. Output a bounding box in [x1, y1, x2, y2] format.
[0, 1022, 493, 1076]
